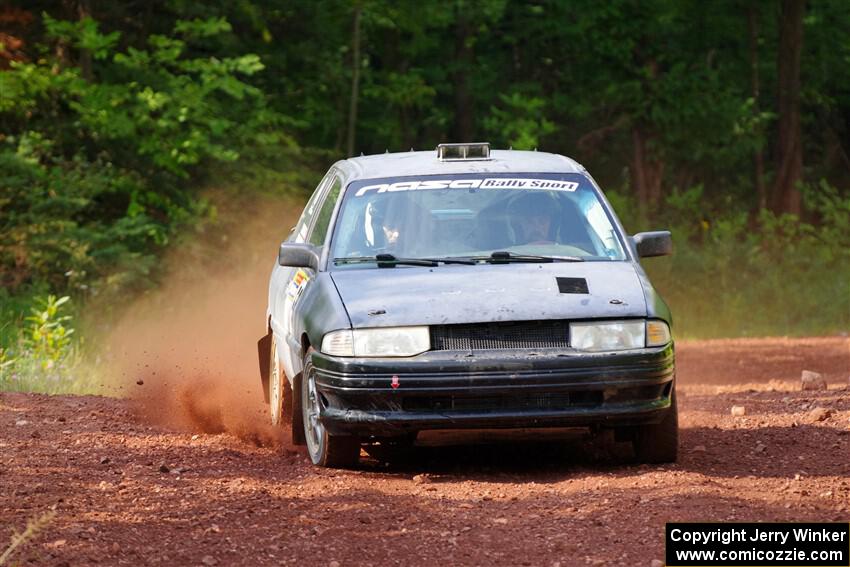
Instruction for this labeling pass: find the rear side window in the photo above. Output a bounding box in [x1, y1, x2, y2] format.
[308, 176, 343, 246]
[292, 171, 333, 243]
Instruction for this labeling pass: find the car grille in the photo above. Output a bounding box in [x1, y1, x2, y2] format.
[430, 320, 570, 351]
[402, 391, 600, 412]
[401, 385, 666, 413]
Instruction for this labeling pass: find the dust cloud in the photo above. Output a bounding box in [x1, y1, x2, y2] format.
[98, 191, 302, 447]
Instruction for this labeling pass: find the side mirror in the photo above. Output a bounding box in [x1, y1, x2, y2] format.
[631, 231, 673, 258]
[278, 242, 320, 270]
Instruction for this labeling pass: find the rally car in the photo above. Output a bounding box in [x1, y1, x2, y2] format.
[258, 143, 676, 467]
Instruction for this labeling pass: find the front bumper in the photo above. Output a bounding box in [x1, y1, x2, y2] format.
[311, 344, 675, 436]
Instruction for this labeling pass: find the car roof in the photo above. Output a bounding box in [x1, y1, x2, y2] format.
[334, 149, 586, 183]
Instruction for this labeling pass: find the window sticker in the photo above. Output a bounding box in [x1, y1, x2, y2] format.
[354, 178, 578, 197]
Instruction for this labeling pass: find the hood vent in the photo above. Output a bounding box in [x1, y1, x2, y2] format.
[556, 277, 589, 294]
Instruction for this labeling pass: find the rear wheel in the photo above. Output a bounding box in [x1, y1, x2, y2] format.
[269, 337, 285, 426]
[632, 390, 678, 463]
[301, 350, 360, 467]
[269, 336, 304, 445]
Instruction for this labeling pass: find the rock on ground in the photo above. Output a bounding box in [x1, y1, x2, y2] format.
[801, 370, 827, 391]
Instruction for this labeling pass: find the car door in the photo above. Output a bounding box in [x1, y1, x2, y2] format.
[275, 171, 344, 381]
[270, 170, 333, 379]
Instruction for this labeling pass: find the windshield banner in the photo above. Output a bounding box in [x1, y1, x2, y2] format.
[354, 177, 579, 197]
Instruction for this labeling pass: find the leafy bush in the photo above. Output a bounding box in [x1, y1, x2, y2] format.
[0, 294, 86, 393]
[0, 16, 287, 301]
[23, 295, 75, 371]
[484, 91, 556, 150]
[614, 182, 850, 338]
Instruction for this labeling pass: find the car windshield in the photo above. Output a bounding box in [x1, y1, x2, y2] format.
[330, 173, 627, 267]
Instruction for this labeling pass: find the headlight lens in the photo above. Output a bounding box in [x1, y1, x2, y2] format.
[321, 326, 430, 357]
[646, 320, 672, 347]
[570, 320, 645, 351]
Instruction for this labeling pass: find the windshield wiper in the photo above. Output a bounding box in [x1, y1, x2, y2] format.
[334, 252, 579, 267]
[335, 254, 479, 267]
[475, 251, 585, 264]
[419, 256, 477, 265]
[334, 254, 438, 267]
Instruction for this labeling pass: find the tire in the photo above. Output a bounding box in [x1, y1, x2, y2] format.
[269, 336, 305, 445]
[632, 389, 679, 464]
[269, 336, 285, 426]
[301, 350, 360, 467]
[290, 374, 305, 446]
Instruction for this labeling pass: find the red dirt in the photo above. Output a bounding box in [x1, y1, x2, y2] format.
[2, 337, 849, 567]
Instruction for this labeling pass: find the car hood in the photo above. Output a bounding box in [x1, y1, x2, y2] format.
[330, 262, 647, 328]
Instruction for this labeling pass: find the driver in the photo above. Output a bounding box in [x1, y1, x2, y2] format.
[509, 192, 559, 245]
[365, 200, 402, 251]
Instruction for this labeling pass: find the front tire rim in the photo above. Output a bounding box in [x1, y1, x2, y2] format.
[304, 370, 325, 458]
[269, 339, 281, 425]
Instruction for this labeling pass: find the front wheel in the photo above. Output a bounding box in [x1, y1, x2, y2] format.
[301, 350, 360, 468]
[632, 390, 679, 463]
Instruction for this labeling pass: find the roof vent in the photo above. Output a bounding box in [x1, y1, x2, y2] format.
[436, 142, 491, 161]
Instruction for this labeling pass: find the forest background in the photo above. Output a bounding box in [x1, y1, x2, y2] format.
[1, 0, 848, 392]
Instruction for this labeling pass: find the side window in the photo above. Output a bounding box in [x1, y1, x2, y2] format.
[292, 171, 333, 243]
[308, 176, 343, 246]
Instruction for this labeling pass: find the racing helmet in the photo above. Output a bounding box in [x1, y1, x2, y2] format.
[507, 191, 561, 244]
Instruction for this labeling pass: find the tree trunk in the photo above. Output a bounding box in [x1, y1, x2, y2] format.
[630, 55, 664, 217]
[77, 0, 93, 81]
[631, 125, 665, 217]
[346, 4, 362, 158]
[748, 2, 766, 211]
[772, 0, 805, 215]
[452, 10, 474, 142]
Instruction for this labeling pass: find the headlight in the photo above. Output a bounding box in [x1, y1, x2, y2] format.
[569, 320, 672, 351]
[321, 326, 430, 357]
[570, 320, 645, 351]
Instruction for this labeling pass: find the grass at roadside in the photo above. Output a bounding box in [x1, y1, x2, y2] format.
[0, 293, 107, 395]
[611, 185, 850, 339]
[0, 510, 57, 567]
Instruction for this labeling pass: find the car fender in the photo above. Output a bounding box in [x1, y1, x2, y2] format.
[272, 271, 351, 384]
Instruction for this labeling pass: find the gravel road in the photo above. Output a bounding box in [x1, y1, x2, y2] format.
[1, 337, 848, 566]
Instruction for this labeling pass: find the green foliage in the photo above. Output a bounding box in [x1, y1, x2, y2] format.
[43, 13, 121, 59]
[23, 295, 75, 372]
[614, 182, 850, 338]
[484, 92, 556, 150]
[0, 294, 90, 394]
[0, 15, 288, 299]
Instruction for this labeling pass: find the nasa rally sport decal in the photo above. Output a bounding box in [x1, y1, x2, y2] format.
[286, 269, 310, 300]
[354, 177, 579, 197]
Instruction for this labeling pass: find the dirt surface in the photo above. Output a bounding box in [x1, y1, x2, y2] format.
[1, 337, 849, 566]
